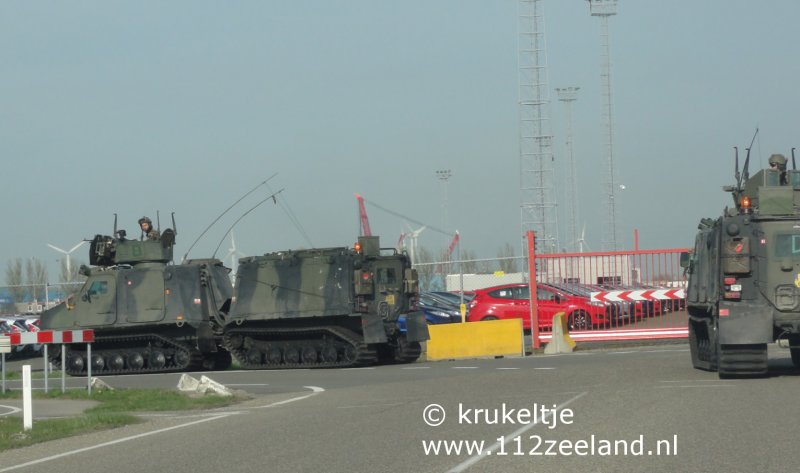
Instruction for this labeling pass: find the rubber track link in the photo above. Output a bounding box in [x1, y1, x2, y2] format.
[393, 339, 422, 364]
[718, 343, 768, 378]
[52, 333, 203, 376]
[224, 326, 378, 370]
[688, 319, 717, 372]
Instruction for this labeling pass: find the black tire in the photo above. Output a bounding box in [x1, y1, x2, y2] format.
[567, 311, 589, 331]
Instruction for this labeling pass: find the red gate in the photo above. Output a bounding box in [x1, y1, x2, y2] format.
[527, 231, 689, 347]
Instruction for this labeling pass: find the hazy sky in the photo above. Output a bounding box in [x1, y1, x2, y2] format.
[2, 1, 799, 282]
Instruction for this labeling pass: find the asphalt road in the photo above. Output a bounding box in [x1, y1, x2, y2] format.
[2, 343, 800, 473]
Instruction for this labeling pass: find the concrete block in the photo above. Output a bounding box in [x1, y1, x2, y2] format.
[177, 373, 200, 392]
[544, 312, 575, 354]
[90, 377, 115, 391]
[198, 375, 233, 396]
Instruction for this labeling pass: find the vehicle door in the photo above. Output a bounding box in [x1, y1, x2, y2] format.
[75, 274, 117, 326]
[534, 286, 560, 328]
[504, 285, 531, 328]
[374, 259, 405, 318]
[124, 269, 165, 323]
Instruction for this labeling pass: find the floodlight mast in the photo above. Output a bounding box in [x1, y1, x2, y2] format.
[556, 86, 580, 252]
[588, 0, 619, 250]
[518, 0, 559, 255]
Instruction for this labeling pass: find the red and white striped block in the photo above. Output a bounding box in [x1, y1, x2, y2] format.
[1, 330, 95, 346]
[539, 327, 688, 343]
[590, 289, 686, 303]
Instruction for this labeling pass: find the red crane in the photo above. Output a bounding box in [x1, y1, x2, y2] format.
[355, 193, 372, 236]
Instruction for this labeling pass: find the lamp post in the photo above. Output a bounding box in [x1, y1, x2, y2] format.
[435, 169, 452, 232]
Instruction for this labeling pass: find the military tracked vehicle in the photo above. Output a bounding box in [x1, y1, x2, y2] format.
[223, 236, 429, 369]
[683, 149, 800, 377]
[40, 215, 234, 375]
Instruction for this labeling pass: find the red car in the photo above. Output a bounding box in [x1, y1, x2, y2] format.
[466, 283, 609, 330]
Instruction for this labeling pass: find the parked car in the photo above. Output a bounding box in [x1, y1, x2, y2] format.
[593, 283, 649, 320]
[0, 319, 28, 358]
[466, 283, 609, 330]
[419, 292, 463, 324]
[541, 281, 640, 326]
[428, 291, 475, 305]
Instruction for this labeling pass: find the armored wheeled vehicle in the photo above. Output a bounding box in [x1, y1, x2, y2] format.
[40, 215, 234, 375]
[223, 236, 429, 369]
[683, 149, 800, 377]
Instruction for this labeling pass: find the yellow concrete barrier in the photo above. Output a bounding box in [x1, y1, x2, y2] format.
[426, 319, 525, 360]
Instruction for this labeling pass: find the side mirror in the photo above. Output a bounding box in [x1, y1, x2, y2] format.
[679, 252, 691, 269]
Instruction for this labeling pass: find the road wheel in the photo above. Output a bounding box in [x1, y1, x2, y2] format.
[568, 311, 589, 331]
[481, 316, 498, 321]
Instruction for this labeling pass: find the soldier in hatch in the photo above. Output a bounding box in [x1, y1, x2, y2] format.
[138, 216, 160, 241]
[768, 153, 788, 185]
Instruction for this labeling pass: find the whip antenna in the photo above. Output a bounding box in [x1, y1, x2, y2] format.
[212, 189, 284, 259]
[182, 174, 277, 262]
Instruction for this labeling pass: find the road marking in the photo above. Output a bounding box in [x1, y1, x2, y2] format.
[0, 414, 231, 473]
[338, 402, 405, 409]
[0, 404, 22, 417]
[655, 385, 734, 389]
[446, 391, 588, 473]
[0, 386, 325, 472]
[659, 379, 732, 383]
[533, 367, 556, 370]
[254, 386, 325, 409]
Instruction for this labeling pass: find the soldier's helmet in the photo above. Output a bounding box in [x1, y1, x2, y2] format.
[138, 216, 153, 226]
[768, 153, 788, 171]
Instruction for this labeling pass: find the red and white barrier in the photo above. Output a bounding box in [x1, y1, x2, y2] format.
[590, 289, 686, 303]
[2, 329, 94, 346]
[2, 329, 96, 395]
[539, 327, 688, 343]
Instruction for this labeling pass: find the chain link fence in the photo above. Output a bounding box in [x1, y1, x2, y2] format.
[413, 256, 529, 293]
[0, 282, 83, 315]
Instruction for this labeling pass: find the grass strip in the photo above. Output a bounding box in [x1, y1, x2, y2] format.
[0, 388, 243, 451]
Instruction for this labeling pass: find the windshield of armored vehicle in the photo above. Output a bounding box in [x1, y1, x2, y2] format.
[773, 234, 800, 257]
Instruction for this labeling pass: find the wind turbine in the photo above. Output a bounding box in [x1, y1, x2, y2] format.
[223, 231, 246, 284]
[47, 241, 86, 280]
[576, 223, 591, 253]
[405, 224, 426, 265]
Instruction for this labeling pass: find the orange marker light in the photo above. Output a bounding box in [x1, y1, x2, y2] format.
[354, 242, 362, 253]
[741, 196, 751, 209]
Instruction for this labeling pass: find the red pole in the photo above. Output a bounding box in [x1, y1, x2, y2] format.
[634, 228, 639, 251]
[527, 231, 540, 350]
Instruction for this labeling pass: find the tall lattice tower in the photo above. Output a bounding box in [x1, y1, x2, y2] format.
[518, 0, 559, 254]
[588, 0, 619, 250]
[556, 86, 580, 252]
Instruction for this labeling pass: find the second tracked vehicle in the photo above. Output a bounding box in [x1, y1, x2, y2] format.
[223, 236, 429, 369]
